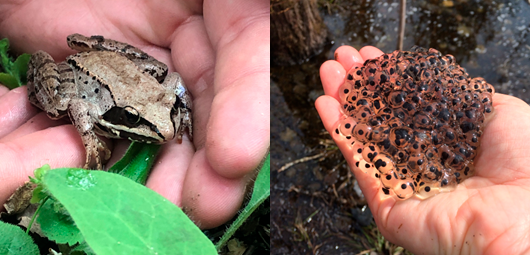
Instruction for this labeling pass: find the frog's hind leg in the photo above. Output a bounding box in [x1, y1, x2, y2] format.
[66, 34, 168, 82]
[27, 51, 75, 119]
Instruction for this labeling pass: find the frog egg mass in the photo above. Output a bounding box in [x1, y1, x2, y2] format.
[335, 46, 494, 200]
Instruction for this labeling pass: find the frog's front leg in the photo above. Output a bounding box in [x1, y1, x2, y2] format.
[162, 72, 193, 141]
[68, 99, 111, 169]
[66, 34, 168, 82]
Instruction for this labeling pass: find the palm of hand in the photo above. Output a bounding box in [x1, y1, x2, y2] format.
[0, 0, 269, 229]
[317, 46, 530, 254]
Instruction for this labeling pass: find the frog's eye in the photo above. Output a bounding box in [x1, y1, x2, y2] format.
[124, 106, 140, 124]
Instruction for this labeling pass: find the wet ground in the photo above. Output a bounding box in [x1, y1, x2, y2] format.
[271, 0, 530, 254]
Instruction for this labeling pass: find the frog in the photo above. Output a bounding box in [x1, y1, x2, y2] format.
[26, 34, 193, 170]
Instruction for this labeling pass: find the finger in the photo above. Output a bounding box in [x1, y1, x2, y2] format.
[168, 12, 216, 148]
[0, 85, 9, 96]
[202, 0, 270, 178]
[315, 95, 381, 201]
[315, 95, 342, 134]
[181, 149, 247, 228]
[145, 139, 195, 206]
[320, 60, 346, 100]
[359, 46, 385, 61]
[0, 125, 86, 205]
[0, 86, 40, 139]
[0, 112, 69, 142]
[334, 45, 365, 71]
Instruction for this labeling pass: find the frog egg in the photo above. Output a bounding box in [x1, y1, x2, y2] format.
[438, 144, 456, 168]
[363, 61, 379, 79]
[362, 142, 380, 163]
[407, 153, 426, 173]
[402, 101, 417, 116]
[352, 141, 365, 162]
[364, 76, 379, 91]
[392, 178, 416, 200]
[386, 116, 406, 128]
[439, 171, 458, 190]
[389, 127, 414, 148]
[352, 106, 373, 122]
[392, 108, 412, 123]
[413, 112, 434, 130]
[421, 161, 443, 182]
[439, 126, 458, 145]
[379, 138, 399, 156]
[481, 93, 494, 113]
[453, 142, 473, 161]
[388, 91, 407, 108]
[371, 125, 390, 142]
[380, 171, 399, 189]
[447, 153, 466, 171]
[394, 148, 410, 164]
[372, 153, 395, 174]
[339, 83, 355, 106]
[465, 131, 481, 148]
[382, 60, 397, 77]
[459, 163, 475, 178]
[337, 116, 356, 138]
[394, 163, 412, 177]
[349, 66, 364, 81]
[375, 106, 393, 121]
[357, 158, 376, 175]
[415, 181, 441, 199]
[423, 102, 442, 116]
[352, 123, 373, 143]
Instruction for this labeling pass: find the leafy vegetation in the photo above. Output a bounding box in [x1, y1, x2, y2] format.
[0, 221, 39, 255]
[0, 38, 30, 89]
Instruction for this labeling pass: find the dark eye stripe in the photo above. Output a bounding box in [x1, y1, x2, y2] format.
[102, 106, 165, 140]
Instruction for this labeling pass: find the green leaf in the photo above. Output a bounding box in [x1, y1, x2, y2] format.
[42, 168, 217, 255]
[0, 73, 19, 89]
[108, 142, 161, 185]
[215, 153, 270, 250]
[13, 53, 30, 85]
[30, 164, 51, 203]
[0, 38, 30, 88]
[0, 221, 39, 255]
[0, 38, 12, 73]
[37, 197, 84, 246]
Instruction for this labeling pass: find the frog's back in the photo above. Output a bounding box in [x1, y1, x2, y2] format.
[67, 51, 169, 108]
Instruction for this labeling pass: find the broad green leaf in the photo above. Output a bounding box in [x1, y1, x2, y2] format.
[0, 221, 39, 255]
[0, 38, 30, 88]
[42, 168, 216, 255]
[37, 197, 84, 246]
[0, 38, 11, 72]
[13, 53, 30, 85]
[215, 153, 270, 250]
[0, 73, 18, 89]
[108, 142, 161, 185]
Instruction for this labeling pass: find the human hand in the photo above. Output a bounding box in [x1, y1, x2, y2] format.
[316, 45, 530, 254]
[0, 0, 269, 228]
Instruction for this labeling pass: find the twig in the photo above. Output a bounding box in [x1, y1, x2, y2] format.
[397, 0, 406, 50]
[278, 151, 330, 172]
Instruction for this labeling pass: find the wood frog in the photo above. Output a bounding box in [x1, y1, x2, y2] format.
[27, 34, 193, 170]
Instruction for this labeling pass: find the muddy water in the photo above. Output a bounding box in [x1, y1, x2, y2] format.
[271, 0, 530, 253]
